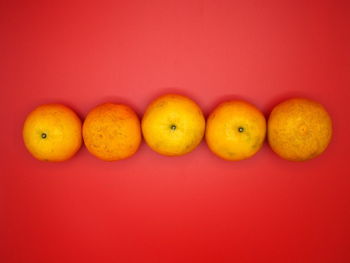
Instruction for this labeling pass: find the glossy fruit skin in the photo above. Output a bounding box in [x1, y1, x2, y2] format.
[206, 100, 266, 161]
[83, 103, 141, 161]
[23, 104, 82, 162]
[142, 94, 205, 156]
[268, 98, 332, 161]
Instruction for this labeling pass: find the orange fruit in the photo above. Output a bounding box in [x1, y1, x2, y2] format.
[22, 104, 82, 162]
[142, 94, 205, 156]
[268, 98, 332, 161]
[83, 103, 141, 161]
[206, 100, 266, 161]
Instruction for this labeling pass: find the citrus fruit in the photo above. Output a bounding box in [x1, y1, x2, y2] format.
[22, 104, 82, 162]
[205, 100, 266, 161]
[83, 103, 141, 161]
[268, 98, 332, 161]
[142, 94, 205, 156]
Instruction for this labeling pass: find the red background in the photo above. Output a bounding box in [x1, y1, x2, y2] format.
[1, 0, 350, 262]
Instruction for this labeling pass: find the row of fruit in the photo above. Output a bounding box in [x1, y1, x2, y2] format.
[22, 94, 332, 162]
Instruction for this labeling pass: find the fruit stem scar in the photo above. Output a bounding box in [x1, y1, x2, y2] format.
[238, 127, 244, 133]
[170, 124, 177, 130]
[41, 133, 47, 139]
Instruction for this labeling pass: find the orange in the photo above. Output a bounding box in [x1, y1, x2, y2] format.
[268, 98, 332, 161]
[22, 104, 82, 162]
[83, 103, 141, 161]
[206, 100, 266, 161]
[142, 94, 205, 156]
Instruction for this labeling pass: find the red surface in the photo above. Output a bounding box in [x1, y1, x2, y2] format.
[1, 0, 350, 262]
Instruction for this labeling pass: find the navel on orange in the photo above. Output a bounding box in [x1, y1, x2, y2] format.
[22, 104, 82, 162]
[83, 103, 141, 161]
[205, 100, 266, 161]
[268, 98, 332, 161]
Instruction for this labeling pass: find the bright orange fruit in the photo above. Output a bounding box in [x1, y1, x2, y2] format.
[22, 104, 82, 161]
[268, 98, 332, 161]
[83, 103, 141, 161]
[142, 94, 205, 156]
[206, 100, 266, 161]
